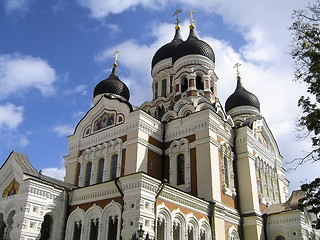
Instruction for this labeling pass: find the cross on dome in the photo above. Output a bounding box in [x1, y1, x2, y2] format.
[233, 63, 241, 77]
[173, 9, 182, 27]
[188, 10, 196, 27]
[113, 50, 120, 67]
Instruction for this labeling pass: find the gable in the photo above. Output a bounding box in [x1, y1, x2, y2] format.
[71, 96, 132, 141]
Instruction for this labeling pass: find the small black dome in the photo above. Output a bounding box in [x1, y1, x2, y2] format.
[225, 76, 260, 113]
[151, 27, 183, 69]
[93, 65, 130, 101]
[172, 26, 215, 64]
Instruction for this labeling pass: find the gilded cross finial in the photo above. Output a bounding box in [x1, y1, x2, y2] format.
[188, 10, 196, 25]
[233, 63, 241, 77]
[173, 9, 182, 26]
[113, 50, 120, 67]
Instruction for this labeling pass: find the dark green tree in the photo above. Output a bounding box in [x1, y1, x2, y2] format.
[290, 1, 320, 230]
[289, 1, 320, 165]
[299, 178, 320, 229]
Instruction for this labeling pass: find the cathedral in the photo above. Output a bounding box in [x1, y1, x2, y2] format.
[0, 13, 318, 240]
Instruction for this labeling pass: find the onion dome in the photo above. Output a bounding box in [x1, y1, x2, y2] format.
[93, 63, 130, 101]
[225, 76, 260, 113]
[172, 25, 215, 64]
[151, 26, 183, 68]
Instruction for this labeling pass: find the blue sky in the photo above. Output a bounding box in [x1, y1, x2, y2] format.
[0, 0, 319, 192]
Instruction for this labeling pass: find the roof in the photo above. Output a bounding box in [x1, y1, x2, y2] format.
[2, 151, 75, 190]
[172, 27, 215, 64]
[263, 190, 306, 215]
[93, 65, 130, 101]
[225, 76, 260, 113]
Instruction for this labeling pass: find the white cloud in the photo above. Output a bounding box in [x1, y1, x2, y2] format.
[4, 0, 29, 13]
[53, 125, 74, 137]
[41, 167, 65, 181]
[0, 54, 57, 99]
[77, 0, 167, 18]
[0, 103, 24, 130]
[63, 84, 87, 96]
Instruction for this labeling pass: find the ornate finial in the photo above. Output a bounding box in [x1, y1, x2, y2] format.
[173, 10, 182, 29]
[188, 10, 196, 28]
[113, 50, 120, 67]
[233, 63, 241, 78]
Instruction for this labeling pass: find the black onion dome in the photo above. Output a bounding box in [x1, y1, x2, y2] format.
[172, 26, 215, 64]
[93, 65, 130, 101]
[225, 76, 260, 113]
[151, 27, 183, 68]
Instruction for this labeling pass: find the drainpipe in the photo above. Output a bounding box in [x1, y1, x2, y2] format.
[114, 178, 124, 240]
[209, 201, 216, 240]
[262, 214, 268, 240]
[61, 188, 70, 240]
[161, 121, 167, 180]
[153, 179, 167, 238]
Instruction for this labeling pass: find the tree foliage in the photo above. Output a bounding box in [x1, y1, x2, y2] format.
[290, 1, 320, 164]
[299, 178, 320, 229]
[291, 2, 320, 230]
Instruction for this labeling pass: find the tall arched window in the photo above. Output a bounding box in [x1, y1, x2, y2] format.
[110, 154, 118, 180]
[3, 210, 15, 240]
[107, 216, 118, 240]
[73, 221, 82, 240]
[181, 77, 188, 93]
[89, 219, 99, 240]
[188, 228, 194, 240]
[40, 214, 53, 240]
[157, 220, 165, 240]
[173, 224, 180, 240]
[196, 75, 204, 90]
[177, 154, 185, 185]
[161, 79, 167, 97]
[84, 162, 92, 187]
[157, 105, 165, 120]
[224, 156, 230, 188]
[200, 231, 206, 240]
[96, 158, 104, 184]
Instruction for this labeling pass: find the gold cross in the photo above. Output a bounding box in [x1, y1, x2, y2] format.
[113, 50, 120, 65]
[187, 10, 196, 25]
[173, 9, 182, 26]
[233, 63, 241, 76]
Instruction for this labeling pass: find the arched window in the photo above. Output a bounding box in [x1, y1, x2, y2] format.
[173, 224, 181, 240]
[258, 169, 264, 197]
[265, 172, 270, 199]
[181, 77, 188, 93]
[110, 154, 118, 179]
[275, 236, 286, 240]
[157, 219, 165, 240]
[84, 162, 92, 187]
[161, 79, 167, 97]
[107, 216, 118, 240]
[157, 105, 165, 120]
[96, 158, 104, 184]
[0, 213, 5, 240]
[200, 231, 206, 240]
[224, 156, 230, 188]
[188, 228, 194, 240]
[196, 75, 204, 90]
[89, 218, 99, 240]
[177, 154, 185, 185]
[40, 214, 53, 240]
[3, 210, 15, 240]
[73, 221, 82, 240]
